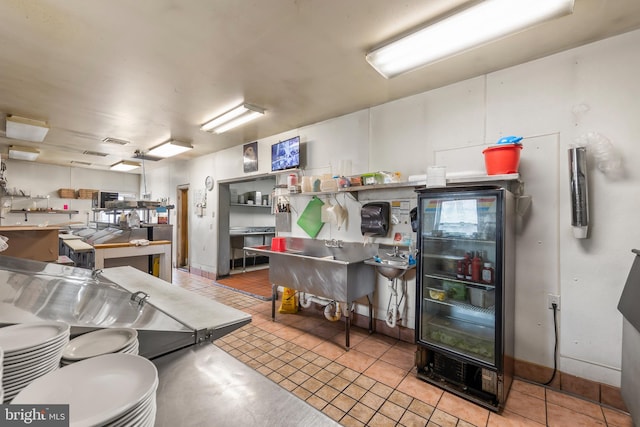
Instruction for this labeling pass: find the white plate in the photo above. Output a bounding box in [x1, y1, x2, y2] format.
[13, 353, 158, 427]
[63, 328, 137, 361]
[3, 335, 69, 364]
[3, 357, 60, 384]
[121, 402, 154, 427]
[4, 339, 68, 368]
[107, 394, 154, 427]
[0, 321, 69, 354]
[3, 332, 68, 360]
[120, 341, 139, 355]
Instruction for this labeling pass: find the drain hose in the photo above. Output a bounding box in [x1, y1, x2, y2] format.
[385, 306, 398, 329]
[385, 278, 400, 329]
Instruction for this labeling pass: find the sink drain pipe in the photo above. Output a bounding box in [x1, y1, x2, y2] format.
[299, 293, 347, 322]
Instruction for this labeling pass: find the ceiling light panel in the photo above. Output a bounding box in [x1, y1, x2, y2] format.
[110, 160, 140, 171]
[366, 0, 575, 78]
[8, 145, 39, 161]
[146, 140, 193, 158]
[5, 115, 50, 142]
[200, 103, 265, 134]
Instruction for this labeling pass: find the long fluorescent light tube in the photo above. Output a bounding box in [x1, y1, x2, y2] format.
[200, 104, 265, 134]
[8, 145, 40, 161]
[6, 115, 50, 142]
[110, 160, 140, 171]
[366, 0, 575, 78]
[146, 140, 193, 158]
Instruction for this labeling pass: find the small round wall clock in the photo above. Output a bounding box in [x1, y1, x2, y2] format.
[205, 176, 214, 191]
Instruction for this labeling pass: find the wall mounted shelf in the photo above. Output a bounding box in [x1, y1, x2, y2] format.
[285, 173, 521, 201]
[230, 203, 272, 208]
[9, 209, 79, 222]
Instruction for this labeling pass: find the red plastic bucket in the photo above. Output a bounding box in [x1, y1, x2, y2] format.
[482, 144, 522, 175]
[271, 237, 286, 252]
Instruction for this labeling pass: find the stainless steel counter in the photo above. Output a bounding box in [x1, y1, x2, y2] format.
[617, 249, 640, 425]
[153, 343, 340, 427]
[230, 227, 275, 271]
[0, 256, 251, 359]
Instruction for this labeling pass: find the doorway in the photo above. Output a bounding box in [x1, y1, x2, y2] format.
[217, 174, 276, 278]
[176, 185, 189, 270]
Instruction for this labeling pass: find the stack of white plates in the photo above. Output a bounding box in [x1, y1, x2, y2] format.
[0, 321, 70, 403]
[13, 353, 158, 427]
[61, 328, 139, 366]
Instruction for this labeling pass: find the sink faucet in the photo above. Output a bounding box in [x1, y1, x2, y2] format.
[324, 239, 343, 248]
[385, 246, 404, 258]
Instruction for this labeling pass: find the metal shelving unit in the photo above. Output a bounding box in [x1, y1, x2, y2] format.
[92, 205, 174, 228]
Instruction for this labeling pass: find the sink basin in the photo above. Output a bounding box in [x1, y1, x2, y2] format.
[364, 258, 415, 280]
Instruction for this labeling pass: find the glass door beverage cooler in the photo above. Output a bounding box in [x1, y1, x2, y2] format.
[415, 186, 515, 411]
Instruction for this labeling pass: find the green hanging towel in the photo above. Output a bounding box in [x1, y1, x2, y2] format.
[297, 196, 325, 238]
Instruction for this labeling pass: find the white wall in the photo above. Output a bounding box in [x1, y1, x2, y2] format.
[1, 160, 139, 227]
[141, 29, 640, 387]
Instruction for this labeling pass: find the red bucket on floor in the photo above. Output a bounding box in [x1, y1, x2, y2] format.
[271, 237, 286, 252]
[482, 144, 522, 175]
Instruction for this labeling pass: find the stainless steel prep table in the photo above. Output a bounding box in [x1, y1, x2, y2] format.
[153, 343, 340, 427]
[230, 227, 275, 271]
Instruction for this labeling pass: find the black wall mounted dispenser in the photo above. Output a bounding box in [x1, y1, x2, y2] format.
[360, 202, 390, 236]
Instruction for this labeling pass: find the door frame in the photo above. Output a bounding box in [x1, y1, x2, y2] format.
[176, 184, 189, 270]
[217, 173, 275, 278]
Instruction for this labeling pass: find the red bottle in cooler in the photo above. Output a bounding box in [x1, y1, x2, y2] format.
[472, 251, 483, 282]
[464, 252, 473, 280]
[456, 257, 465, 279]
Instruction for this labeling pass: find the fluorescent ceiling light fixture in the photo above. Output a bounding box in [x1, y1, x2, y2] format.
[366, 0, 575, 78]
[110, 160, 140, 171]
[8, 145, 40, 161]
[146, 140, 193, 158]
[200, 103, 265, 134]
[5, 115, 50, 142]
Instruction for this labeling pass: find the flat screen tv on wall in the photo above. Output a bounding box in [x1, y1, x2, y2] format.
[271, 136, 300, 172]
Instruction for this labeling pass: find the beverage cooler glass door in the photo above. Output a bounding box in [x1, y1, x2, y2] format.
[417, 188, 503, 368]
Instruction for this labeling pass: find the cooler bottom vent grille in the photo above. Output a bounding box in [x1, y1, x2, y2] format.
[433, 352, 466, 383]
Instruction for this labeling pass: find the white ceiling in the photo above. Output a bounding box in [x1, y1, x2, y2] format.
[1, 0, 639, 172]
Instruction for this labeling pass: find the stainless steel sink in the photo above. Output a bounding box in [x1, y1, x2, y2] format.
[364, 258, 416, 280]
[247, 238, 378, 349]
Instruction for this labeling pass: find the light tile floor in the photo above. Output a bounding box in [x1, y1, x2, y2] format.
[173, 269, 633, 427]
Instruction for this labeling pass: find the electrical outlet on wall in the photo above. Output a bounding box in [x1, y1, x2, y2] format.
[547, 294, 560, 310]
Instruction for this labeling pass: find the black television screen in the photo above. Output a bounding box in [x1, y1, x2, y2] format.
[271, 136, 300, 171]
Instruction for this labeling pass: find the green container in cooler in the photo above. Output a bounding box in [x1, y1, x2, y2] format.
[443, 280, 467, 301]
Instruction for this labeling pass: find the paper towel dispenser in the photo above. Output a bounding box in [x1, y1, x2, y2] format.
[361, 202, 390, 236]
